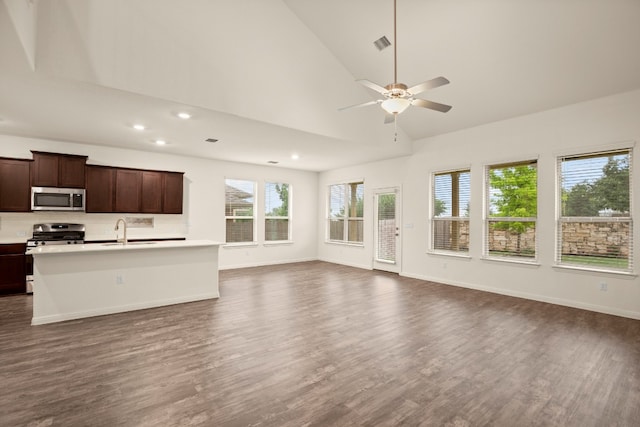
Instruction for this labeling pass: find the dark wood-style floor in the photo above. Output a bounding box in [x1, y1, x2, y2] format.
[1, 261, 639, 426]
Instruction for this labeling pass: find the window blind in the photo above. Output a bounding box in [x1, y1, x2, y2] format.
[327, 182, 364, 243]
[432, 170, 470, 253]
[225, 179, 256, 243]
[485, 161, 537, 260]
[557, 149, 633, 272]
[265, 182, 290, 241]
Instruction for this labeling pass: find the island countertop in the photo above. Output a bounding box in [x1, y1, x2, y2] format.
[29, 239, 223, 256]
[31, 239, 222, 325]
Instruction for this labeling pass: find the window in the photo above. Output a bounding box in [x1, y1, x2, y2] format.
[327, 181, 364, 243]
[432, 169, 470, 253]
[557, 149, 633, 272]
[225, 179, 256, 243]
[485, 160, 537, 260]
[265, 182, 290, 241]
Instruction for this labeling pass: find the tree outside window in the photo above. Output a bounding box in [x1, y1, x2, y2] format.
[486, 161, 537, 259]
[265, 182, 290, 241]
[558, 150, 632, 271]
[433, 170, 470, 253]
[328, 182, 364, 243]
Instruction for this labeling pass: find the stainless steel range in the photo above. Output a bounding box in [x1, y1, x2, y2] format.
[26, 223, 86, 248]
[25, 223, 85, 293]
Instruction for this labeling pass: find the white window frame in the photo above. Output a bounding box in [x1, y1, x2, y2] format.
[484, 159, 538, 263]
[264, 182, 291, 243]
[326, 181, 364, 245]
[556, 148, 634, 274]
[224, 178, 257, 245]
[431, 168, 471, 255]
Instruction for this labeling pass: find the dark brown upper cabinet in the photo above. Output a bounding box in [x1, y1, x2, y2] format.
[141, 171, 163, 213]
[85, 165, 115, 213]
[31, 151, 87, 188]
[114, 169, 142, 213]
[0, 157, 31, 212]
[162, 172, 184, 214]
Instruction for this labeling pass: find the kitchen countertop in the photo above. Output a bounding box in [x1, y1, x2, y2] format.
[29, 239, 223, 255]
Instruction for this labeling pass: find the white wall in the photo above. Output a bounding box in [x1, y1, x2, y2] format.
[319, 90, 640, 319]
[0, 135, 318, 269]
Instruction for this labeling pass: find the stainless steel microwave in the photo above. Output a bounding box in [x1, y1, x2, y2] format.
[31, 187, 86, 211]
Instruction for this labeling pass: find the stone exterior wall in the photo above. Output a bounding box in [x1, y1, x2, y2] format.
[488, 226, 536, 254]
[561, 222, 630, 257]
[434, 221, 629, 257]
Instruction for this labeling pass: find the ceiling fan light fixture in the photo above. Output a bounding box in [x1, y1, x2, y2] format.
[381, 98, 411, 115]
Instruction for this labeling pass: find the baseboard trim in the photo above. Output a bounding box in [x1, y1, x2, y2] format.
[219, 257, 318, 271]
[31, 293, 220, 326]
[400, 272, 640, 320]
[317, 257, 373, 271]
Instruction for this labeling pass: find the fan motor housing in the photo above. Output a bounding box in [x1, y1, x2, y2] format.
[385, 83, 409, 97]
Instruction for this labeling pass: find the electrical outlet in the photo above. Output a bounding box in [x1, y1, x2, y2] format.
[599, 282, 608, 291]
[116, 274, 124, 285]
[17, 231, 26, 237]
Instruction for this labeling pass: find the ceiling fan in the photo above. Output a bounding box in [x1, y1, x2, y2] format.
[340, 0, 452, 124]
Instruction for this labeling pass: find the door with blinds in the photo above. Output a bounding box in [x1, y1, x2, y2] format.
[373, 188, 401, 273]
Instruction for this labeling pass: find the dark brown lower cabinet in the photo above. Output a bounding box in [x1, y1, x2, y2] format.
[0, 243, 26, 295]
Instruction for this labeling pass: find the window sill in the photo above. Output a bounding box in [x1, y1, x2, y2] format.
[324, 240, 364, 248]
[553, 264, 637, 278]
[223, 242, 259, 249]
[427, 251, 471, 260]
[264, 240, 294, 246]
[481, 256, 540, 267]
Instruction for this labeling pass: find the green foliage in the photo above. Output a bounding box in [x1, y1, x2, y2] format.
[489, 165, 537, 235]
[268, 184, 289, 217]
[434, 199, 446, 217]
[378, 194, 395, 217]
[564, 156, 629, 216]
[563, 183, 598, 216]
[592, 156, 629, 213]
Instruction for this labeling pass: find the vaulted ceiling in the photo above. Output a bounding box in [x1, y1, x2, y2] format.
[1, 0, 639, 171]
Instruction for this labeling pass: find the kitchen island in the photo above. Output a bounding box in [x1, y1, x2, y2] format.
[30, 240, 222, 325]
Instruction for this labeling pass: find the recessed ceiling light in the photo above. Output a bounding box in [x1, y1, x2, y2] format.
[177, 112, 191, 120]
[154, 139, 167, 145]
[291, 154, 300, 160]
[133, 124, 146, 131]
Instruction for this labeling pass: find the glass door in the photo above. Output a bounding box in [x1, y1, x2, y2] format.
[373, 188, 401, 273]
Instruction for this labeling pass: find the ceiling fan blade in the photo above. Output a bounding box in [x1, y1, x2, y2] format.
[408, 76, 450, 95]
[356, 79, 388, 95]
[384, 113, 395, 124]
[411, 98, 452, 113]
[338, 100, 380, 111]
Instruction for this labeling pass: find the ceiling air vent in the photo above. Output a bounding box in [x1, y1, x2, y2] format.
[205, 138, 218, 143]
[373, 36, 391, 51]
[267, 160, 279, 164]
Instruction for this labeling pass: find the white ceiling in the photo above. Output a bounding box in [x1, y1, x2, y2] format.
[1, 0, 639, 171]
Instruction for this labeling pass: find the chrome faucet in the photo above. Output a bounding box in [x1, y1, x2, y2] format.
[115, 218, 128, 245]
